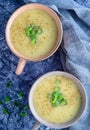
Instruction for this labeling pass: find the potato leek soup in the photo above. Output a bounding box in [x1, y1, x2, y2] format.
[33, 76, 82, 124]
[10, 9, 58, 59]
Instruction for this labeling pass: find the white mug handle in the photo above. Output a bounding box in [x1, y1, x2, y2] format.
[31, 121, 41, 130]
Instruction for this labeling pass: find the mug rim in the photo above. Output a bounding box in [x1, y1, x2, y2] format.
[5, 3, 63, 62]
[28, 71, 87, 129]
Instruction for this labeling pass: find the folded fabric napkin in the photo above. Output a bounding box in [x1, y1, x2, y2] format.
[23, 0, 90, 130]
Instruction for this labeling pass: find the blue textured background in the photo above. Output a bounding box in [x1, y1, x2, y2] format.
[0, 0, 63, 130]
[0, 0, 90, 130]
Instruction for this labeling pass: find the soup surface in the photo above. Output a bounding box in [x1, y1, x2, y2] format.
[33, 76, 82, 124]
[10, 9, 58, 59]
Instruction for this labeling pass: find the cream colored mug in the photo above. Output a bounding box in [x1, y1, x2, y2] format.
[5, 4, 63, 75]
[28, 71, 87, 129]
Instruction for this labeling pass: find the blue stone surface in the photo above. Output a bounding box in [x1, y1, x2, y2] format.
[0, 0, 63, 130]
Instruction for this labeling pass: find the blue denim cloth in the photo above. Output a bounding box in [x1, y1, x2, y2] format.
[0, 0, 90, 130]
[23, 0, 90, 130]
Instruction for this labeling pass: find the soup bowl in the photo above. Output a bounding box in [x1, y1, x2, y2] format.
[28, 71, 87, 129]
[5, 4, 63, 75]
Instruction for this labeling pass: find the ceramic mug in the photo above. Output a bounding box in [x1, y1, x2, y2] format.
[28, 71, 87, 129]
[5, 4, 63, 75]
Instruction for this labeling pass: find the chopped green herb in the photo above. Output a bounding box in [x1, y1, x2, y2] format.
[37, 28, 42, 34]
[25, 24, 43, 44]
[25, 27, 32, 36]
[47, 93, 52, 99]
[54, 86, 59, 92]
[18, 91, 23, 98]
[14, 101, 20, 107]
[5, 96, 11, 102]
[0, 100, 4, 105]
[31, 38, 36, 44]
[23, 104, 29, 110]
[55, 79, 61, 86]
[60, 99, 67, 105]
[2, 108, 9, 115]
[47, 80, 67, 107]
[6, 82, 11, 88]
[20, 112, 27, 117]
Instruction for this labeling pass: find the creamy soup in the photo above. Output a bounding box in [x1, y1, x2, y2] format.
[10, 9, 58, 59]
[33, 76, 82, 124]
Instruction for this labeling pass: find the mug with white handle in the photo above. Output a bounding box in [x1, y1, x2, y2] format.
[28, 71, 87, 129]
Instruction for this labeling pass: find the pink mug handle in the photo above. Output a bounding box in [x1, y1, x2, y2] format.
[16, 58, 26, 75]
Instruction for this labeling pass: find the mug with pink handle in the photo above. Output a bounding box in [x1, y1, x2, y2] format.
[5, 3, 63, 75]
